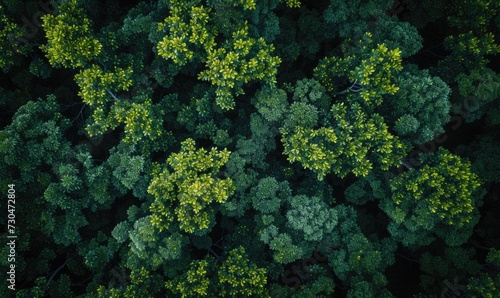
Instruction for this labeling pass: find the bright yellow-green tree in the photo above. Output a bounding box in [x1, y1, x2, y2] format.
[281, 102, 408, 179]
[40, 0, 102, 68]
[381, 148, 483, 247]
[198, 22, 281, 110]
[314, 32, 403, 107]
[148, 138, 235, 234]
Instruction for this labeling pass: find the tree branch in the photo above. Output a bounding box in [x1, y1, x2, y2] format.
[338, 80, 364, 94]
[46, 259, 70, 285]
[107, 89, 120, 101]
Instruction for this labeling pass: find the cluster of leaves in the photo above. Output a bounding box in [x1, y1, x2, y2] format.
[315, 33, 403, 106]
[148, 138, 234, 234]
[40, 0, 102, 68]
[381, 148, 483, 247]
[282, 102, 407, 179]
[164, 246, 268, 297]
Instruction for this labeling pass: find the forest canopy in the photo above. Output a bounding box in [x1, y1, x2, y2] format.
[0, 0, 499, 297]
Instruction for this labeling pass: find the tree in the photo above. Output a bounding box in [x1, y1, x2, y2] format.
[452, 67, 500, 123]
[157, 1, 281, 110]
[322, 0, 394, 38]
[252, 85, 288, 123]
[166, 258, 216, 297]
[315, 32, 403, 108]
[419, 246, 480, 294]
[368, 15, 423, 58]
[326, 205, 397, 297]
[217, 246, 269, 297]
[466, 249, 500, 298]
[165, 246, 269, 297]
[378, 64, 451, 144]
[286, 195, 338, 242]
[281, 102, 408, 179]
[40, 0, 102, 69]
[148, 138, 235, 234]
[381, 148, 484, 247]
[0, 5, 29, 72]
[198, 22, 281, 110]
[156, 3, 216, 66]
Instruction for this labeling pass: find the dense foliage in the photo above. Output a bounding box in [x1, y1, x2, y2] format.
[0, 0, 498, 297]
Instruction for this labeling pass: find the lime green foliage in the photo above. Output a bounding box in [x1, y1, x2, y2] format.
[166, 259, 215, 297]
[75, 64, 133, 106]
[280, 0, 301, 8]
[446, 31, 499, 58]
[158, 2, 280, 110]
[98, 267, 162, 298]
[447, 0, 498, 33]
[467, 249, 500, 298]
[382, 148, 482, 247]
[218, 246, 269, 297]
[157, 4, 215, 66]
[166, 246, 268, 297]
[40, 0, 102, 68]
[351, 42, 402, 104]
[391, 149, 480, 225]
[148, 138, 234, 234]
[444, 32, 500, 68]
[281, 126, 338, 179]
[435, 0, 500, 129]
[2, 1, 499, 297]
[315, 33, 403, 107]
[76, 69, 167, 154]
[282, 102, 407, 179]
[199, 22, 281, 110]
[438, 0, 499, 78]
[112, 95, 166, 145]
[0, 5, 28, 71]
